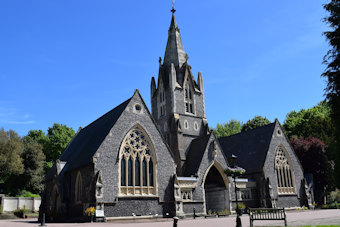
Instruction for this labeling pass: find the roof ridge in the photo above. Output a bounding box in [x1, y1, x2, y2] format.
[219, 122, 275, 140]
[81, 97, 132, 131]
[55, 96, 132, 175]
[218, 121, 277, 174]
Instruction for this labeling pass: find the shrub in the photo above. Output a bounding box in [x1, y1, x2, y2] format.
[207, 209, 230, 216]
[328, 189, 340, 203]
[237, 202, 246, 209]
[17, 190, 40, 198]
[14, 209, 25, 218]
[326, 189, 340, 209]
[217, 209, 230, 216]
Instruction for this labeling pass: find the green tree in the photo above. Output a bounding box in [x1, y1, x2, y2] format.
[21, 141, 45, 194]
[323, 0, 340, 188]
[284, 101, 337, 191]
[241, 116, 270, 132]
[45, 123, 75, 162]
[283, 101, 335, 144]
[214, 119, 242, 138]
[283, 102, 336, 160]
[24, 129, 48, 147]
[5, 141, 46, 195]
[0, 129, 24, 183]
[24, 129, 51, 173]
[24, 124, 75, 173]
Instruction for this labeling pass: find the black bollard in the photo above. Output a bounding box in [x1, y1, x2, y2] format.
[173, 217, 179, 227]
[193, 207, 196, 219]
[236, 209, 242, 227]
[40, 213, 46, 226]
[236, 215, 241, 227]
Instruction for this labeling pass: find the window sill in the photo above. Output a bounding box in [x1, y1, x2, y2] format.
[278, 193, 297, 196]
[184, 112, 195, 116]
[117, 195, 159, 198]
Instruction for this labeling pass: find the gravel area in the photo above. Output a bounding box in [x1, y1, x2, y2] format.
[0, 209, 339, 227]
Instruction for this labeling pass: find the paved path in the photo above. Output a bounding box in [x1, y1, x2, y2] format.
[0, 209, 339, 227]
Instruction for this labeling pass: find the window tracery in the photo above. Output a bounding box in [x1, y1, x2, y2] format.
[181, 189, 192, 201]
[119, 126, 156, 195]
[275, 146, 295, 194]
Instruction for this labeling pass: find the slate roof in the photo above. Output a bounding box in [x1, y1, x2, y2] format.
[163, 10, 186, 69]
[157, 9, 200, 91]
[218, 122, 276, 174]
[46, 98, 131, 180]
[183, 134, 211, 176]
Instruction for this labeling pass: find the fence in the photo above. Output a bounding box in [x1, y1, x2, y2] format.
[0, 195, 41, 212]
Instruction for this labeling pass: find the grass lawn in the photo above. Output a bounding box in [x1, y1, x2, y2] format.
[253, 225, 340, 227]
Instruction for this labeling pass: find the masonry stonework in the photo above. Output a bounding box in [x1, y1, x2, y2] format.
[40, 5, 310, 222]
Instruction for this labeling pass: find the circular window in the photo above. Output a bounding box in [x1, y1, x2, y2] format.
[277, 129, 282, 136]
[135, 104, 142, 112]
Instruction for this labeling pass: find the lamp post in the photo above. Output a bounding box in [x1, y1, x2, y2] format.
[230, 154, 242, 227]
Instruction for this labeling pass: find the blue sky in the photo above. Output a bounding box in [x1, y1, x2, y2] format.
[0, 0, 329, 136]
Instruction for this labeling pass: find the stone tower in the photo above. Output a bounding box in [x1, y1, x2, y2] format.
[151, 6, 209, 175]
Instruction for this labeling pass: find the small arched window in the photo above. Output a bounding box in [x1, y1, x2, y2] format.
[159, 85, 166, 117]
[75, 172, 82, 202]
[119, 125, 156, 196]
[184, 79, 194, 114]
[275, 146, 295, 194]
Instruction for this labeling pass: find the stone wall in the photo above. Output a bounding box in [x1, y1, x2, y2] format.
[182, 202, 204, 215]
[104, 198, 175, 217]
[0, 196, 41, 212]
[263, 122, 305, 207]
[94, 92, 177, 216]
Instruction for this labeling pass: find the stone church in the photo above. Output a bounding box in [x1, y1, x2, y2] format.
[40, 6, 312, 221]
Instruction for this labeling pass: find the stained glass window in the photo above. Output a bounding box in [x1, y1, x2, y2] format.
[119, 125, 156, 195]
[275, 146, 295, 194]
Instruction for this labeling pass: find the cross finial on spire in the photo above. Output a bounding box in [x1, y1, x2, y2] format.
[171, 0, 176, 14]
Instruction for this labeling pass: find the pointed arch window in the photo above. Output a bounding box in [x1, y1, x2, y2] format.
[75, 172, 82, 203]
[275, 146, 295, 194]
[119, 125, 157, 196]
[185, 79, 194, 114]
[159, 85, 166, 117]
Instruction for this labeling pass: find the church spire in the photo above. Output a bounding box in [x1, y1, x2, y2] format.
[170, 1, 177, 28]
[163, 2, 186, 68]
[171, 0, 176, 14]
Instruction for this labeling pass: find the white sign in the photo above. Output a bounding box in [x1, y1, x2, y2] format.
[96, 210, 104, 217]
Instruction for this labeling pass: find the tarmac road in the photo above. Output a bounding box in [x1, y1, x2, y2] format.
[0, 209, 339, 227]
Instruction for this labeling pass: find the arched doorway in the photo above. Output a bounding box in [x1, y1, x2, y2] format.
[204, 165, 229, 213]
